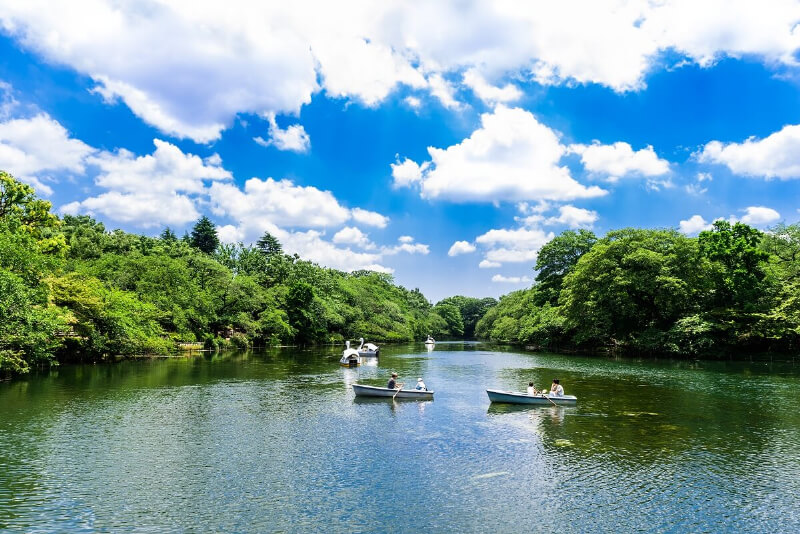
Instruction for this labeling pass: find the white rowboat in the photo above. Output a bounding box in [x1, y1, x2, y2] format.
[486, 389, 577, 405]
[352, 384, 433, 400]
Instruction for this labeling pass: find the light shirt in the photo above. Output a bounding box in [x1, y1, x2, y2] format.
[551, 384, 564, 396]
[416, 381, 427, 390]
[527, 386, 535, 395]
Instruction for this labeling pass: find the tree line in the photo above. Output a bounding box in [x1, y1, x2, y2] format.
[0, 171, 494, 376]
[476, 223, 800, 357]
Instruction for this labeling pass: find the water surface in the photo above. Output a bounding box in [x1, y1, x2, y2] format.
[1, 344, 799, 532]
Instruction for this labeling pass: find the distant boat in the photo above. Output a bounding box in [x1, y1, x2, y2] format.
[424, 335, 435, 345]
[352, 384, 433, 400]
[486, 389, 577, 405]
[340, 340, 360, 367]
[357, 337, 379, 357]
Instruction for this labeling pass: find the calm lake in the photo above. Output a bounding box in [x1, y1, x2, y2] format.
[1, 343, 799, 533]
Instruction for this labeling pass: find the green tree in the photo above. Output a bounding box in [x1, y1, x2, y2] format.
[160, 227, 177, 242]
[436, 295, 497, 338]
[534, 229, 597, 305]
[1, 171, 66, 254]
[698, 220, 771, 311]
[560, 228, 707, 350]
[189, 216, 219, 254]
[286, 281, 323, 344]
[256, 232, 283, 257]
[433, 302, 464, 337]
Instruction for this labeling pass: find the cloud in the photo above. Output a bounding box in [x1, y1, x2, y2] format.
[462, 69, 522, 104]
[209, 176, 350, 229]
[62, 139, 231, 227]
[0, 112, 94, 195]
[2, 0, 800, 143]
[678, 214, 712, 235]
[383, 235, 429, 256]
[396, 106, 606, 202]
[426, 73, 462, 110]
[491, 274, 532, 283]
[479, 259, 501, 268]
[333, 226, 375, 249]
[0, 81, 18, 119]
[699, 124, 800, 179]
[572, 141, 670, 181]
[391, 157, 427, 188]
[475, 226, 554, 265]
[404, 96, 422, 109]
[283, 228, 392, 273]
[351, 207, 389, 228]
[448, 240, 476, 256]
[475, 227, 554, 249]
[545, 205, 598, 228]
[741, 206, 780, 225]
[254, 112, 310, 153]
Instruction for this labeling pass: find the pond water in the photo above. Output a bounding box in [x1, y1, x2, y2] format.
[1, 343, 799, 533]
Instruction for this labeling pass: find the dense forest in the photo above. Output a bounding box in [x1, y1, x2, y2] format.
[0, 171, 493, 375]
[477, 224, 800, 357]
[3, 168, 798, 376]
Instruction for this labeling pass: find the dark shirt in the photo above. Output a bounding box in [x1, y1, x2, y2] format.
[387, 378, 397, 389]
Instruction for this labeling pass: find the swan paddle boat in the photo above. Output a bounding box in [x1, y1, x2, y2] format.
[352, 384, 434, 400]
[357, 337, 379, 357]
[424, 335, 435, 345]
[486, 389, 577, 405]
[340, 340, 361, 367]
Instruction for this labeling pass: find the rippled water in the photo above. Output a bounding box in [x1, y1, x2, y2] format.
[1, 343, 799, 533]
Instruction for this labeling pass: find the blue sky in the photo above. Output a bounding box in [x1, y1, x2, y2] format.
[1, 1, 800, 302]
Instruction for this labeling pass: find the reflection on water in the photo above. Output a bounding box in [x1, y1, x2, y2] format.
[1, 344, 799, 532]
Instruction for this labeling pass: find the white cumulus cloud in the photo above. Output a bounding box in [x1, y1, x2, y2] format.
[2, 0, 799, 143]
[545, 205, 599, 228]
[333, 226, 375, 249]
[396, 106, 606, 203]
[61, 139, 231, 227]
[0, 113, 94, 195]
[351, 207, 389, 228]
[254, 112, 310, 153]
[479, 259, 501, 268]
[209, 177, 350, 229]
[391, 157, 427, 188]
[699, 124, 800, 179]
[491, 274, 532, 284]
[462, 69, 522, 104]
[572, 141, 670, 181]
[741, 206, 781, 225]
[448, 240, 476, 256]
[678, 214, 712, 235]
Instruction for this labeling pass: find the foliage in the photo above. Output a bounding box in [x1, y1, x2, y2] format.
[534, 229, 596, 305]
[256, 232, 283, 257]
[436, 295, 497, 338]
[189, 215, 219, 254]
[479, 225, 799, 357]
[3, 169, 800, 375]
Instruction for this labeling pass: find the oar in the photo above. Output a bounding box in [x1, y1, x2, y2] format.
[543, 392, 558, 407]
[392, 383, 404, 400]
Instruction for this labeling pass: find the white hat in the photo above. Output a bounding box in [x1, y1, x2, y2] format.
[417, 377, 423, 381]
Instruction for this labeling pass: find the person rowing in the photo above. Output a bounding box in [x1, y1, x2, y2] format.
[550, 379, 564, 397]
[387, 372, 403, 390]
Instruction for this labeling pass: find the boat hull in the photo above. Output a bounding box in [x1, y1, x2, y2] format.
[358, 350, 379, 357]
[486, 389, 577, 405]
[353, 384, 433, 400]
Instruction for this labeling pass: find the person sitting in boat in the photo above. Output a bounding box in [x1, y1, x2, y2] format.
[387, 372, 399, 389]
[550, 379, 564, 396]
[527, 382, 536, 395]
[415, 377, 427, 391]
